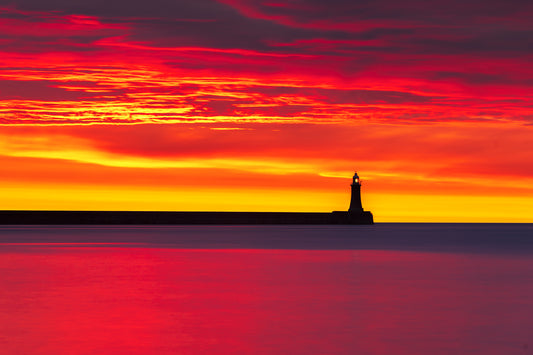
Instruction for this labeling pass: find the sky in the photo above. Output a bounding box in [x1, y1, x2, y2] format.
[1, 0, 532, 222]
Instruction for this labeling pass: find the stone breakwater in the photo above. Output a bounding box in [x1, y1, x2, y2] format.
[0, 211, 374, 225]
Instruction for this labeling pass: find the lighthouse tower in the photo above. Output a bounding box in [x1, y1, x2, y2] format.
[348, 172, 364, 213]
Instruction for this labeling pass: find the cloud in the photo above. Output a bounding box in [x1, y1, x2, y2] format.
[0, 80, 122, 101]
[0, 0, 531, 128]
[218, 0, 533, 29]
[2, 123, 533, 189]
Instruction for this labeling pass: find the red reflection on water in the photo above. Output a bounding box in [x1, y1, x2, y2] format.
[1, 247, 533, 354]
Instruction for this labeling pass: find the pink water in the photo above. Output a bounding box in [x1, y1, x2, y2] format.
[1, 225, 533, 354]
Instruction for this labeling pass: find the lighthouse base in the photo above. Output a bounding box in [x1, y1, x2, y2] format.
[331, 211, 374, 224]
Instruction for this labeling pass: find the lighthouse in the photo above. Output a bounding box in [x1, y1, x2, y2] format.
[348, 172, 364, 213]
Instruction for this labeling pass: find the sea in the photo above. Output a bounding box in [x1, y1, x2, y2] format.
[1, 223, 533, 355]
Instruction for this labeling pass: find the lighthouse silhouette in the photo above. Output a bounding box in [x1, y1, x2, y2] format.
[348, 172, 364, 213]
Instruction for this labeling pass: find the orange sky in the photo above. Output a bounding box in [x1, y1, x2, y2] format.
[1, 2, 532, 221]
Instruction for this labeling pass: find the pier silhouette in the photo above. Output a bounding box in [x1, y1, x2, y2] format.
[0, 172, 373, 225]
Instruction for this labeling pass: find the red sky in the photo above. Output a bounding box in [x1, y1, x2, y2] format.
[1, 0, 532, 221]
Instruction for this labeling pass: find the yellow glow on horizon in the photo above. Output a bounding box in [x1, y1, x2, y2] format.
[0, 183, 342, 213]
[1, 181, 532, 222]
[367, 193, 533, 223]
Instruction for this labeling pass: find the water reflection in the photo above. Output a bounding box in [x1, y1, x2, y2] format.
[1, 244, 533, 354]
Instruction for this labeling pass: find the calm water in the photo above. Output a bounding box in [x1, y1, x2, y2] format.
[1, 224, 533, 354]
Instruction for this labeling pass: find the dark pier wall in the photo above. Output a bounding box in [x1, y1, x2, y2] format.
[0, 211, 374, 225]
